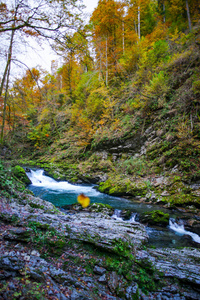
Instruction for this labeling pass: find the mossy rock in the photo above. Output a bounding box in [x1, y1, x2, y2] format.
[163, 193, 200, 208]
[140, 210, 169, 226]
[12, 165, 31, 184]
[29, 202, 45, 209]
[62, 202, 114, 215]
[88, 203, 114, 215]
[4, 227, 33, 242]
[98, 178, 147, 197]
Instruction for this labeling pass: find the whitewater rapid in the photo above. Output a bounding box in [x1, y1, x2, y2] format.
[26, 169, 100, 197]
[169, 219, 200, 244]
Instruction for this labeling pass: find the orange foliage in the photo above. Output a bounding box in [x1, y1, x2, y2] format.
[90, 0, 125, 81]
[22, 28, 39, 36]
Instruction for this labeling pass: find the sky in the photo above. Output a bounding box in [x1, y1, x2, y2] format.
[15, 0, 99, 75]
[83, 0, 98, 13]
[0, 0, 99, 80]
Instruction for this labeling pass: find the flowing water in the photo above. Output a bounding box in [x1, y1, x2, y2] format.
[26, 169, 200, 248]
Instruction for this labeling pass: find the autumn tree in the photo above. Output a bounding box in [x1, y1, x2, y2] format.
[159, 0, 199, 31]
[56, 30, 93, 101]
[90, 0, 125, 85]
[13, 68, 41, 112]
[0, 0, 83, 143]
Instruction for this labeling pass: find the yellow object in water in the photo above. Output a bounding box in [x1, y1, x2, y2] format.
[77, 193, 90, 208]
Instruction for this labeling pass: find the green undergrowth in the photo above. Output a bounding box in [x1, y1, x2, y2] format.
[0, 276, 46, 300]
[0, 159, 29, 199]
[28, 221, 66, 257]
[62, 238, 160, 295]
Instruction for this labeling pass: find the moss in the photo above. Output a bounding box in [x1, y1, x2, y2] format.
[12, 165, 31, 184]
[0, 212, 20, 225]
[29, 203, 45, 209]
[88, 203, 114, 215]
[133, 259, 157, 295]
[28, 221, 50, 230]
[113, 238, 133, 258]
[98, 177, 148, 197]
[140, 210, 170, 226]
[163, 193, 200, 208]
[29, 225, 66, 257]
[0, 160, 29, 199]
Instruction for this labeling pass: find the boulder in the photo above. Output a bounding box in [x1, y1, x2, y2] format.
[140, 210, 170, 226]
[12, 165, 31, 184]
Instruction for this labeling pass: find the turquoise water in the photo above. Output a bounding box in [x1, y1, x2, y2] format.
[26, 169, 170, 212]
[26, 169, 200, 248]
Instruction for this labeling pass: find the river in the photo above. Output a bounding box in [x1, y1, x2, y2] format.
[26, 169, 200, 248]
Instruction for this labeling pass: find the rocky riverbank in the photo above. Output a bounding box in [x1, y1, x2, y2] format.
[0, 193, 200, 300]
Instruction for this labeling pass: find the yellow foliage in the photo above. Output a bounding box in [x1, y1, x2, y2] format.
[176, 118, 192, 140]
[38, 108, 51, 123]
[77, 193, 90, 208]
[131, 96, 145, 110]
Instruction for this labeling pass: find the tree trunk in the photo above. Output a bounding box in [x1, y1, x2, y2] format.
[0, 62, 11, 143]
[138, 4, 141, 40]
[122, 20, 125, 55]
[186, 0, 192, 31]
[163, 2, 166, 23]
[0, 26, 15, 144]
[106, 37, 108, 86]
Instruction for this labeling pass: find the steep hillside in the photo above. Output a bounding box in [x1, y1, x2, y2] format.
[2, 23, 200, 214]
[11, 24, 199, 213]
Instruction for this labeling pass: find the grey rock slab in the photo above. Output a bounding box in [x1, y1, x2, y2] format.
[70, 289, 95, 300]
[3, 227, 33, 242]
[148, 247, 200, 285]
[0, 270, 17, 279]
[66, 213, 148, 250]
[2, 198, 148, 253]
